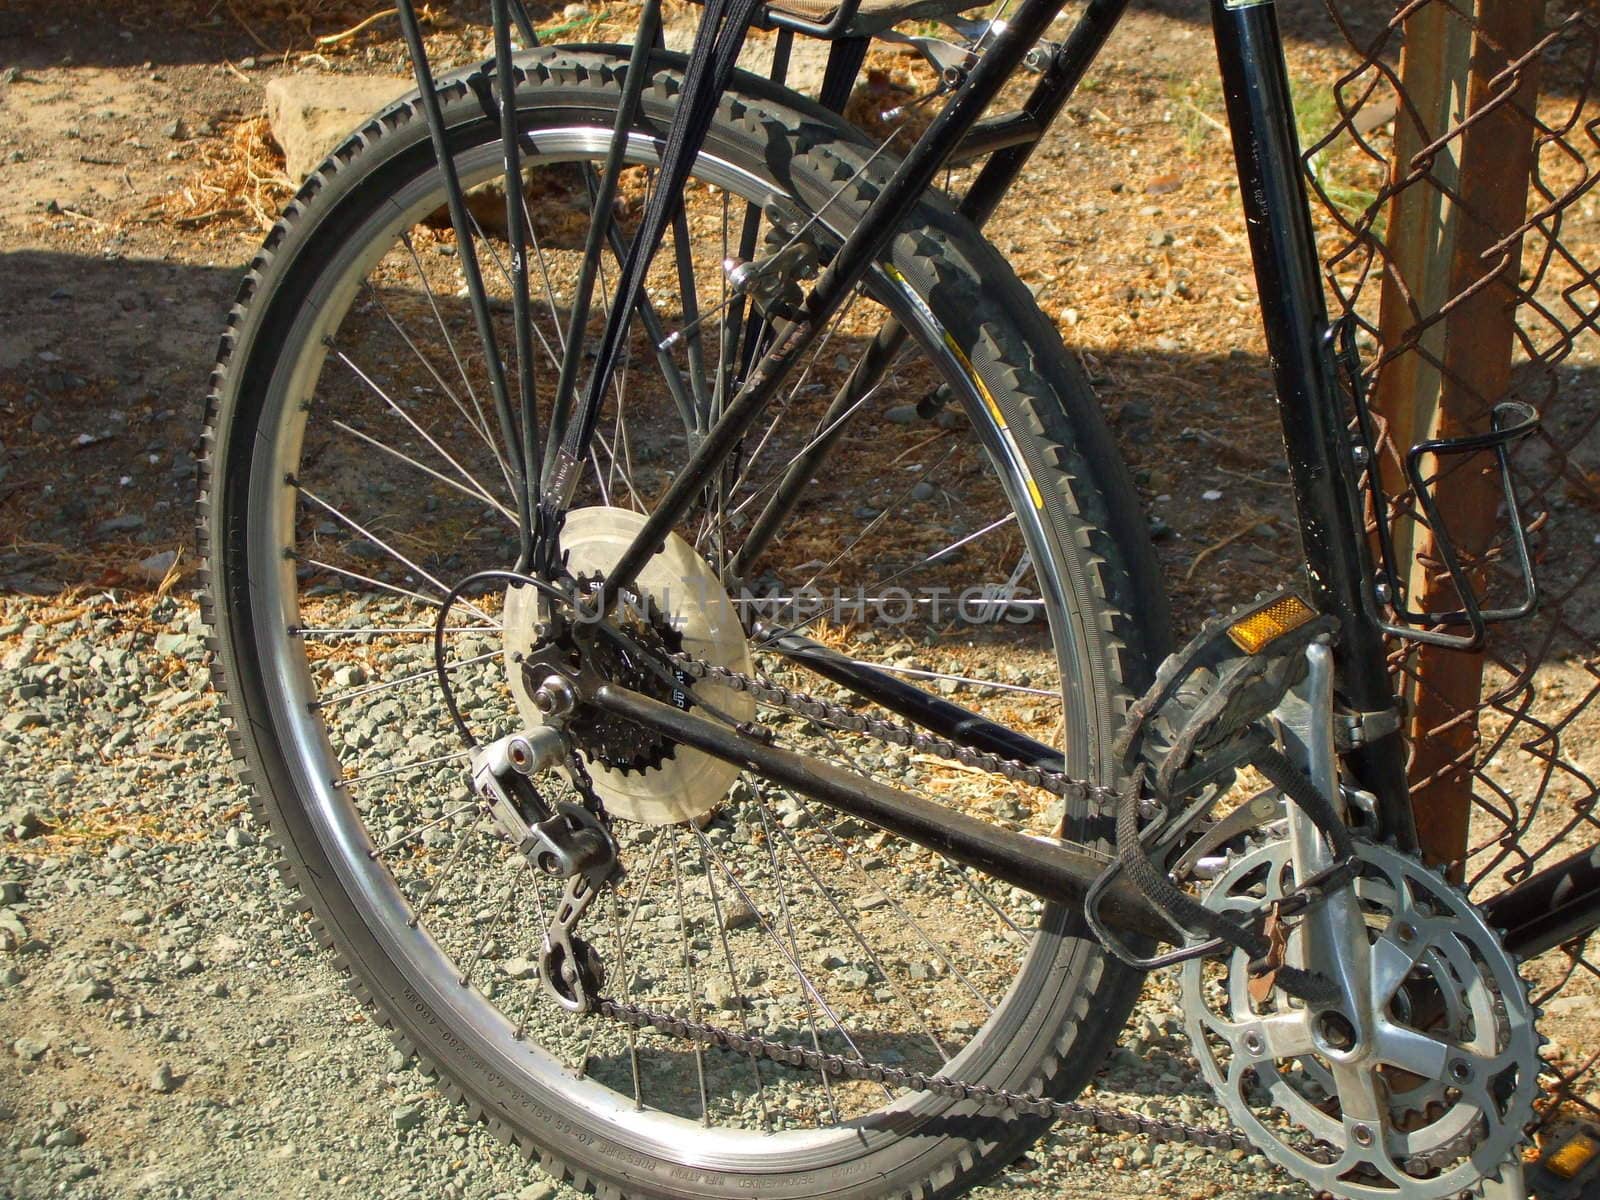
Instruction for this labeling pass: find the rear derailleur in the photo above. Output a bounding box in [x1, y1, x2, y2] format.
[470, 729, 618, 1013]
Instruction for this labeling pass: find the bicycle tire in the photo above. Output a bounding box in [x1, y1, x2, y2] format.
[199, 44, 1170, 1200]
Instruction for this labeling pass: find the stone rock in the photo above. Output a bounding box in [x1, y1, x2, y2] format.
[332, 663, 367, 688]
[392, 1102, 425, 1131]
[704, 977, 741, 1012]
[837, 966, 872, 990]
[0, 909, 26, 944]
[14, 1036, 48, 1061]
[6, 804, 48, 837]
[719, 896, 759, 931]
[813, 947, 849, 970]
[265, 75, 413, 182]
[132, 550, 178, 582]
[518, 1182, 556, 1200]
[224, 827, 255, 850]
[65, 980, 111, 1003]
[501, 956, 538, 981]
[96, 513, 146, 537]
[149, 1063, 176, 1093]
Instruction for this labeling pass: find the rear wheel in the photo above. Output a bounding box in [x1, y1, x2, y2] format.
[199, 46, 1167, 1199]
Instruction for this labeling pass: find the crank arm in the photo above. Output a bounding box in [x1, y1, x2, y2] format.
[1272, 642, 1370, 1025]
[587, 681, 1174, 943]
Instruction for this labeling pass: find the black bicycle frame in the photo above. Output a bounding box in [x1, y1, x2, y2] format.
[406, 0, 1600, 959]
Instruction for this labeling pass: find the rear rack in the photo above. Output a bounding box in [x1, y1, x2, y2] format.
[690, 0, 984, 40]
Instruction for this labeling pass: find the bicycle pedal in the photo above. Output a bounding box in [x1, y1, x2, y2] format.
[1530, 1122, 1600, 1200]
[1120, 591, 1337, 799]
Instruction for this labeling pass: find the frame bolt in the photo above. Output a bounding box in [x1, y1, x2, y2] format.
[532, 675, 577, 719]
[1243, 1031, 1266, 1056]
[1352, 1123, 1374, 1147]
[1351, 443, 1371, 467]
[1449, 1058, 1474, 1084]
[1316, 1010, 1358, 1052]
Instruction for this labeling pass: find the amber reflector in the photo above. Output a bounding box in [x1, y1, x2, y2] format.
[1546, 1131, 1600, 1180]
[1226, 594, 1318, 655]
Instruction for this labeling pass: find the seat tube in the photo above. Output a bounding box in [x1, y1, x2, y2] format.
[1209, 0, 1416, 849]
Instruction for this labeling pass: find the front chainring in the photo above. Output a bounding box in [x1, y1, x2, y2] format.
[1180, 836, 1540, 1200]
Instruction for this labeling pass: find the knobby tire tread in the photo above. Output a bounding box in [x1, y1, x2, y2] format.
[196, 45, 1168, 1200]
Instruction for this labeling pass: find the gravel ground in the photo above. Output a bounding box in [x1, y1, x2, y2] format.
[0, 589, 1321, 1200]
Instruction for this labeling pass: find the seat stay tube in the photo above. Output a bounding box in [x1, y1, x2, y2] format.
[1209, 0, 1415, 848]
[596, 0, 1068, 614]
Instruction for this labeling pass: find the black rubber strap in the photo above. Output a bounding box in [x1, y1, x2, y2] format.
[1114, 762, 1344, 1006]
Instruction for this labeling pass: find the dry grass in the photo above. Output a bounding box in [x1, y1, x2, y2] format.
[154, 115, 294, 231]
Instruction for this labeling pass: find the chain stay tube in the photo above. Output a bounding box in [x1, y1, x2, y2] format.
[585, 679, 1175, 942]
[1208, 0, 1414, 849]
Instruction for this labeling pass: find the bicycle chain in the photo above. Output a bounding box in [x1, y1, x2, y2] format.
[594, 993, 1256, 1151]
[572, 651, 1491, 1172]
[572, 650, 1266, 1157]
[670, 653, 1124, 810]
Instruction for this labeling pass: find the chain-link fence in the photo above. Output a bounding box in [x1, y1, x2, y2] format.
[1304, 0, 1600, 1127]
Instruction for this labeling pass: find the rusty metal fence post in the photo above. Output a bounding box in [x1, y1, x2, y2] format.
[1308, 0, 1600, 1121]
[1372, 0, 1546, 877]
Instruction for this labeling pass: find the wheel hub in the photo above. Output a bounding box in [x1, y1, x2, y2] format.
[531, 579, 690, 776]
[502, 506, 755, 826]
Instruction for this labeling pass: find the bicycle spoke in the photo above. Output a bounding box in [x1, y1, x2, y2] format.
[295, 484, 496, 624]
[331, 418, 516, 524]
[698, 835, 773, 1128]
[336, 748, 473, 789]
[762, 793, 953, 1059]
[406, 812, 482, 928]
[312, 649, 500, 710]
[367, 802, 479, 858]
[668, 835, 713, 1125]
[362, 273, 512, 497]
[328, 345, 513, 518]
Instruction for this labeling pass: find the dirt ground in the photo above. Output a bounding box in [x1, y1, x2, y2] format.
[2, 0, 1598, 1196]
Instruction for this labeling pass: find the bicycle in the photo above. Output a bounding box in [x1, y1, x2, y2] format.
[196, 0, 1591, 1197]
